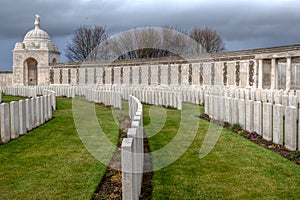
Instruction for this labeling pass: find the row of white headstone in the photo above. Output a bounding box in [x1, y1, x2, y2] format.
[0, 94, 54, 144]
[7, 85, 207, 108]
[122, 95, 144, 200]
[206, 88, 300, 107]
[85, 89, 122, 109]
[0, 86, 37, 98]
[132, 89, 182, 110]
[205, 94, 300, 151]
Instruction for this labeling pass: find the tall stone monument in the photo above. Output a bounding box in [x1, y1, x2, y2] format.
[12, 15, 60, 85]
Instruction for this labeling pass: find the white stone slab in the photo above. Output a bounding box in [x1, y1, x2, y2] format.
[273, 104, 283, 145]
[285, 106, 297, 151]
[262, 102, 273, 141]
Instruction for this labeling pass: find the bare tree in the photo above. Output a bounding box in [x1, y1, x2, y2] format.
[65, 26, 107, 62]
[106, 26, 199, 60]
[190, 27, 225, 53]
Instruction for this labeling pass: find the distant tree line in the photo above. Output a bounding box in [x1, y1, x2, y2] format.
[65, 25, 225, 62]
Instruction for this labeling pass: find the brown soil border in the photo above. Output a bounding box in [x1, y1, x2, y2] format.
[93, 109, 153, 200]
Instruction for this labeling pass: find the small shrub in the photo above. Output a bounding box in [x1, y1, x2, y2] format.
[230, 123, 243, 132]
[286, 151, 300, 161]
[223, 122, 231, 128]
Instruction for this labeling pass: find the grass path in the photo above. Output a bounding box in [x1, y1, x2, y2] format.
[145, 104, 300, 200]
[0, 97, 119, 199]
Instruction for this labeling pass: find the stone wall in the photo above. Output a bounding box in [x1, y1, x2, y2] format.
[49, 58, 255, 88]
[0, 72, 13, 86]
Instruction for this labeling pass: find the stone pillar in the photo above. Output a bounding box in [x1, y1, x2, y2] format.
[285, 106, 297, 151]
[258, 59, 263, 89]
[271, 58, 278, 89]
[273, 104, 283, 145]
[286, 57, 292, 91]
[253, 60, 258, 88]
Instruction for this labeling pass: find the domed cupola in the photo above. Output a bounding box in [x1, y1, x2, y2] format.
[23, 15, 51, 46]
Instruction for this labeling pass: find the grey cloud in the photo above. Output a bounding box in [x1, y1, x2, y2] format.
[0, 0, 300, 70]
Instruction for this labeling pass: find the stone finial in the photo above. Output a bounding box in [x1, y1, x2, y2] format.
[34, 15, 40, 29]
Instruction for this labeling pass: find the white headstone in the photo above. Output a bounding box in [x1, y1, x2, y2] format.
[245, 100, 254, 132]
[253, 101, 262, 135]
[273, 104, 283, 145]
[262, 102, 273, 141]
[285, 106, 297, 151]
[0, 103, 10, 143]
[19, 100, 26, 135]
[10, 101, 20, 139]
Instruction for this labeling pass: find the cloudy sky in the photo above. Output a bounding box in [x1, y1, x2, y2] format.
[0, 0, 300, 71]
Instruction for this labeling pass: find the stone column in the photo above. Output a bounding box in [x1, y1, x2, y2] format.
[258, 59, 263, 89]
[286, 57, 292, 91]
[253, 60, 258, 88]
[271, 58, 278, 89]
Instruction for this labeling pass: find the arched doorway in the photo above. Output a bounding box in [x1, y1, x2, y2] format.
[24, 58, 38, 85]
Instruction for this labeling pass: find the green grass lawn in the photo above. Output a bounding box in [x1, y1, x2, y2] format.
[145, 104, 300, 200]
[2, 96, 300, 199]
[1, 94, 27, 103]
[0, 97, 120, 199]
